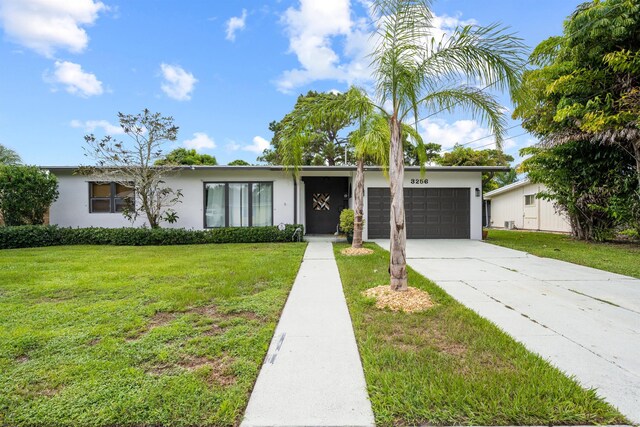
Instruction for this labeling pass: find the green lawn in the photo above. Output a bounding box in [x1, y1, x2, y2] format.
[334, 243, 627, 426]
[486, 229, 640, 279]
[0, 243, 306, 427]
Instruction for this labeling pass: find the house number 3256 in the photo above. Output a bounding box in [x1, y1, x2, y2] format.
[410, 178, 429, 184]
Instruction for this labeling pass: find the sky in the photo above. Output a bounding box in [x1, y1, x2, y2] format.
[0, 0, 584, 167]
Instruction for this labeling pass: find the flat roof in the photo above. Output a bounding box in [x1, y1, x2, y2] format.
[43, 165, 511, 173]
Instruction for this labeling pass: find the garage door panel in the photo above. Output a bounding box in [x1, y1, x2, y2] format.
[367, 187, 470, 239]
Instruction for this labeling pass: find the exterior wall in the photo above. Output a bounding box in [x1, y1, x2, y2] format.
[488, 183, 571, 233]
[49, 168, 484, 239]
[362, 170, 483, 240]
[49, 169, 296, 229]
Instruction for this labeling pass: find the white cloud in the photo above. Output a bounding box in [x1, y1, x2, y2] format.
[160, 63, 197, 101]
[46, 61, 103, 97]
[243, 136, 270, 154]
[183, 132, 216, 151]
[70, 119, 123, 134]
[0, 0, 106, 57]
[225, 9, 247, 41]
[419, 118, 492, 150]
[276, 1, 479, 93]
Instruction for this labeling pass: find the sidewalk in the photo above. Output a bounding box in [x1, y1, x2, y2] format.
[241, 242, 375, 427]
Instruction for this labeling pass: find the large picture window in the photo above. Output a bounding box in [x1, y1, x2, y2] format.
[204, 182, 273, 228]
[89, 182, 134, 213]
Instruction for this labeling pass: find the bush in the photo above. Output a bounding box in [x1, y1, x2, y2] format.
[0, 166, 59, 225]
[339, 209, 355, 234]
[0, 224, 304, 250]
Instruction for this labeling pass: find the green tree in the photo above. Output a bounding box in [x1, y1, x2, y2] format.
[0, 144, 21, 165]
[0, 166, 58, 225]
[367, 0, 525, 290]
[258, 91, 356, 166]
[437, 145, 514, 192]
[493, 169, 519, 188]
[514, 0, 640, 190]
[228, 159, 250, 166]
[82, 109, 183, 229]
[520, 141, 638, 240]
[155, 148, 217, 165]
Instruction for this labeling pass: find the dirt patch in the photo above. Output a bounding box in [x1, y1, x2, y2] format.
[147, 355, 236, 386]
[88, 338, 101, 346]
[127, 311, 177, 341]
[16, 355, 29, 363]
[363, 285, 435, 313]
[341, 247, 374, 256]
[190, 305, 218, 318]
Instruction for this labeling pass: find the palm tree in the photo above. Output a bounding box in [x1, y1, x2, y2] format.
[0, 144, 21, 165]
[369, 0, 525, 290]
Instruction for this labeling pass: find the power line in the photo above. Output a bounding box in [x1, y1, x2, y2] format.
[440, 131, 530, 153]
[413, 2, 624, 143]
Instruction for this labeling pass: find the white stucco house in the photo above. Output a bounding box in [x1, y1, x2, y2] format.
[46, 165, 509, 240]
[484, 179, 571, 233]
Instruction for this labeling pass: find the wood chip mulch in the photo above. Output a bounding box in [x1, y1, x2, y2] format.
[362, 285, 435, 313]
[340, 247, 374, 256]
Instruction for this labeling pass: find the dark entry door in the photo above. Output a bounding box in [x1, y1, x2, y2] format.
[368, 187, 470, 239]
[304, 177, 348, 234]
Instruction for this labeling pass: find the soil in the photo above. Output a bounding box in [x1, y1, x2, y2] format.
[362, 285, 435, 313]
[341, 247, 374, 256]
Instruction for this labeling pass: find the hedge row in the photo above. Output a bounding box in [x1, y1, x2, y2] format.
[0, 224, 305, 249]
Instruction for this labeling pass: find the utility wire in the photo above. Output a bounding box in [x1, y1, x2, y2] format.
[413, 3, 624, 143]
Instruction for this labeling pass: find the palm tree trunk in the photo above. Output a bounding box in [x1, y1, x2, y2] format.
[352, 157, 365, 248]
[389, 116, 408, 291]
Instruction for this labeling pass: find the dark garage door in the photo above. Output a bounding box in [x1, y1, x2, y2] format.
[368, 188, 470, 239]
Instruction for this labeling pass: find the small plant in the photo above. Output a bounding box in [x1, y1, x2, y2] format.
[340, 209, 355, 235]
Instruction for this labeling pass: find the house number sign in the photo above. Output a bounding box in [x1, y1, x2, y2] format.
[410, 178, 429, 184]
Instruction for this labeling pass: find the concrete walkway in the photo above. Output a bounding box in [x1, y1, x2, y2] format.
[241, 242, 375, 427]
[374, 239, 640, 424]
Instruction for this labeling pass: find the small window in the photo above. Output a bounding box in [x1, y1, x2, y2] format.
[524, 194, 536, 206]
[90, 182, 134, 213]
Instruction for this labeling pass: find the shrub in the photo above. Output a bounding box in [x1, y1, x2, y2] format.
[339, 209, 355, 234]
[0, 166, 59, 225]
[0, 224, 304, 250]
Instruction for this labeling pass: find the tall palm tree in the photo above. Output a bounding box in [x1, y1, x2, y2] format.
[369, 0, 525, 290]
[0, 144, 21, 165]
[349, 110, 426, 248]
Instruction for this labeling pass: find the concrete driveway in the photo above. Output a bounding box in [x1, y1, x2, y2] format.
[374, 239, 640, 423]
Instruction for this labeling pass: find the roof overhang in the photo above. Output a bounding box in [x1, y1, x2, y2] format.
[484, 178, 531, 199]
[42, 165, 511, 173]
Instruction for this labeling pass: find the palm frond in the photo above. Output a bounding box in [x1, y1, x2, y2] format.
[419, 87, 506, 149]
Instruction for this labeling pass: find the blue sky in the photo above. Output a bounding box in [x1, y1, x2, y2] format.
[0, 0, 582, 166]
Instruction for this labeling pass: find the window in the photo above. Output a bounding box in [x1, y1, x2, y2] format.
[89, 182, 134, 213]
[524, 194, 536, 206]
[204, 182, 273, 228]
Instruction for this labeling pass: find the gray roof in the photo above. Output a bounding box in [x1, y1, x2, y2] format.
[43, 165, 511, 173]
[484, 178, 531, 198]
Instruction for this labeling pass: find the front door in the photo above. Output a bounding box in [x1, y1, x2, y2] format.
[303, 177, 348, 234]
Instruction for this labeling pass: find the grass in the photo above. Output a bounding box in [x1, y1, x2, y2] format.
[334, 243, 628, 426]
[0, 243, 306, 427]
[486, 229, 640, 279]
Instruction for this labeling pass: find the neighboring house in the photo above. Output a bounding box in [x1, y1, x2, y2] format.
[484, 179, 571, 233]
[46, 165, 508, 240]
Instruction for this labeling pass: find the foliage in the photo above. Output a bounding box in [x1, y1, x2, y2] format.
[339, 209, 355, 234]
[487, 229, 640, 279]
[0, 243, 305, 426]
[228, 159, 250, 166]
[493, 169, 519, 188]
[82, 109, 183, 228]
[334, 243, 627, 425]
[0, 144, 21, 165]
[0, 166, 59, 226]
[520, 141, 639, 240]
[155, 148, 217, 165]
[0, 224, 304, 249]
[362, 0, 526, 290]
[258, 91, 356, 166]
[437, 145, 513, 192]
[514, 0, 640, 190]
